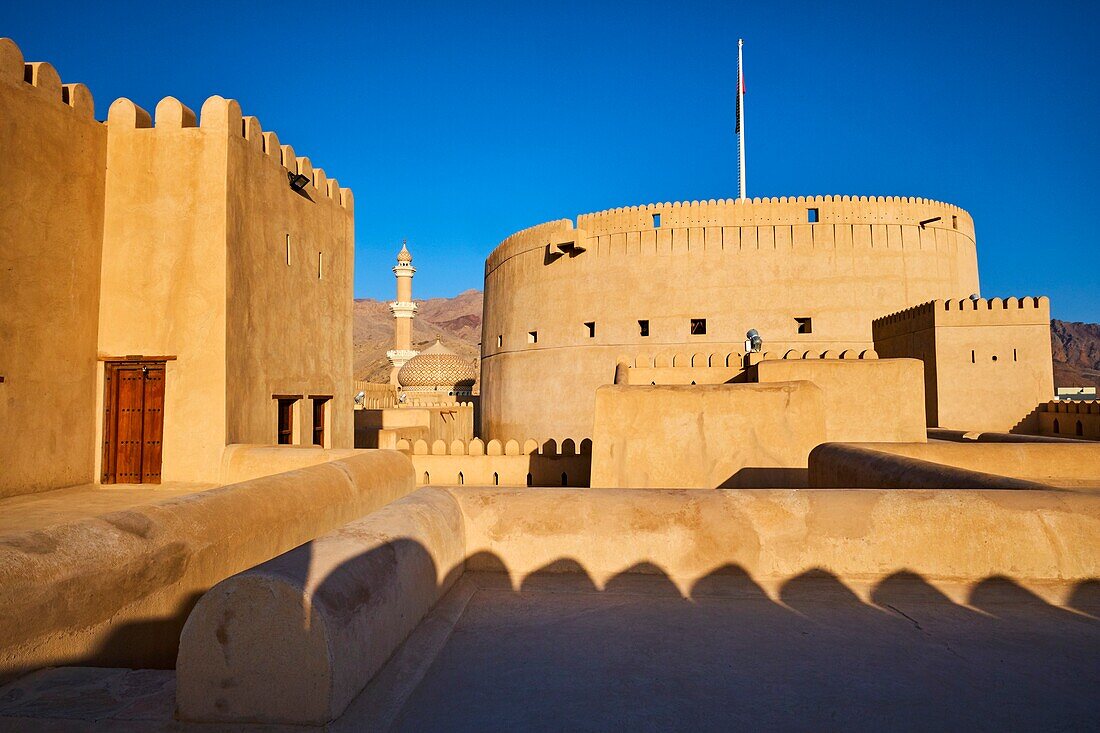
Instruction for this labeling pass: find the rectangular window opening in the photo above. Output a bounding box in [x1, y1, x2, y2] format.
[690, 318, 707, 335]
[1013, 348, 1017, 362]
[277, 398, 297, 445]
[795, 317, 813, 334]
[971, 350, 976, 364]
[638, 319, 650, 337]
[528, 330, 538, 344]
[584, 321, 595, 338]
[652, 213, 661, 228]
[496, 335, 502, 348]
[312, 396, 330, 447]
[285, 234, 291, 266]
[952, 215, 958, 230]
[807, 208, 819, 223]
[317, 251, 323, 279]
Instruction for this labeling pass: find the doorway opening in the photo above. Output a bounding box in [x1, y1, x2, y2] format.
[101, 360, 167, 484]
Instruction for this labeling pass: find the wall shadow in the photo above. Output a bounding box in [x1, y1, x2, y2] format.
[204, 537, 1100, 732]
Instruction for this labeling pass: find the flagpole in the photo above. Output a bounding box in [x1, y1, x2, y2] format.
[737, 38, 746, 201]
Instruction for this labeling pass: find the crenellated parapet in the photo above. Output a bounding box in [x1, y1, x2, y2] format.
[105, 94, 353, 211]
[485, 195, 976, 279]
[873, 296, 1050, 340]
[396, 436, 592, 458]
[0, 37, 96, 119]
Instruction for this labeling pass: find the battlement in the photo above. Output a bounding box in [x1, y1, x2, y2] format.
[873, 296, 1050, 339]
[623, 348, 878, 370]
[105, 94, 353, 211]
[1039, 400, 1100, 415]
[575, 195, 972, 234]
[0, 37, 96, 119]
[396, 436, 592, 458]
[486, 218, 575, 273]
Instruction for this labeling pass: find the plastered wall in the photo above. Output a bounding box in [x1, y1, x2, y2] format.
[753, 357, 926, 443]
[874, 297, 1053, 433]
[591, 381, 827, 489]
[1038, 401, 1100, 441]
[0, 39, 107, 497]
[395, 436, 592, 487]
[96, 95, 354, 483]
[97, 97, 231, 484]
[225, 102, 354, 450]
[482, 196, 980, 442]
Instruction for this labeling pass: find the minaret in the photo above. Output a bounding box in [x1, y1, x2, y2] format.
[386, 240, 419, 385]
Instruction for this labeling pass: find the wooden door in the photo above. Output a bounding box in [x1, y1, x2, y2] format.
[102, 361, 165, 484]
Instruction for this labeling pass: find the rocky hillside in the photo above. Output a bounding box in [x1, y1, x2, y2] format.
[1051, 319, 1100, 390]
[354, 290, 1099, 391]
[353, 289, 483, 382]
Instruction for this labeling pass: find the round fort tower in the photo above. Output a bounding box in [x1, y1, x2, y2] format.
[480, 195, 980, 442]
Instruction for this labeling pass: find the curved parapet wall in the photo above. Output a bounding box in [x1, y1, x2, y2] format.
[481, 196, 980, 441]
[0, 450, 414, 682]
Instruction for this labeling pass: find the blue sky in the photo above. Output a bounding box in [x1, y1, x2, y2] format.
[5, 1, 1098, 320]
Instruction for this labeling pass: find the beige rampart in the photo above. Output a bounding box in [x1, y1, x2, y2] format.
[395, 437, 592, 487]
[1037, 400, 1100, 441]
[353, 381, 398, 409]
[356, 402, 476, 449]
[95, 94, 354, 483]
[807, 441, 1100, 490]
[219, 444, 363, 483]
[590, 382, 827, 488]
[481, 197, 980, 442]
[0, 38, 107, 497]
[176, 484, 1100, 725]
[177, 487, 464, 726]
[0, 450, 413, 681]
[753, 356, 926, 443]
[873, 297, 1053, 432]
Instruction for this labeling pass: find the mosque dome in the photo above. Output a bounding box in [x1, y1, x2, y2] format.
[398, 339, 477, 391]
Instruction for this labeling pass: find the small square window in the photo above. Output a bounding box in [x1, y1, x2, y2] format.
[807, 208, 819, 223]
[497, 335, 502, 348]
[795, 317, 812, 334]
[652, 213, 661, 228]
[528, 331, 537, 344]
[585, 321, 595, 338]
[638, 319, 650, 337]
[690, 318, 707, 335]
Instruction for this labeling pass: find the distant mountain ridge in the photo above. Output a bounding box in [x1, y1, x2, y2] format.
[354, 290, 1100, 391]
[353, 289, 482, 383]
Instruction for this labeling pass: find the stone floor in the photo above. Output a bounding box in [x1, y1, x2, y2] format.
[1, 572, 1098, 731]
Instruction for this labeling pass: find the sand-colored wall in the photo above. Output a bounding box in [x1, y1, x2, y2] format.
[0, 450, 414, 682]
[97, 97, 230, 483]
[0, 39, 106, 497]
[1037, 400, 1100, 441]
[220, 443, 363, 483]
[452, 486, 1100, 598]
[808, 441, 1100, 489]
[224, 101, 355, 450]
[97, 95, 355, 482]
[874, 297, 1053, 432]
[753, 357, 926, 443]
[177, 487, 464, 726]
[396, 436, 592, 487]
[591, 382, 826, 489]
[482, 197, 980, 442]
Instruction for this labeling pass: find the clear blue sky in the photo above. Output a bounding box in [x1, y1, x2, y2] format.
[6, 1, 1098, 320]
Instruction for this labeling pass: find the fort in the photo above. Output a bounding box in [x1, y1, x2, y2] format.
[0, 35, 1097, 731]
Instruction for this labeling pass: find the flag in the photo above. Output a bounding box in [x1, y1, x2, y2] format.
[735, 61, 745, 133]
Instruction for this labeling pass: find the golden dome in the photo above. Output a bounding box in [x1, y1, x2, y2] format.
[396, 240, 413, 263]
[398, 340, 476, 390]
